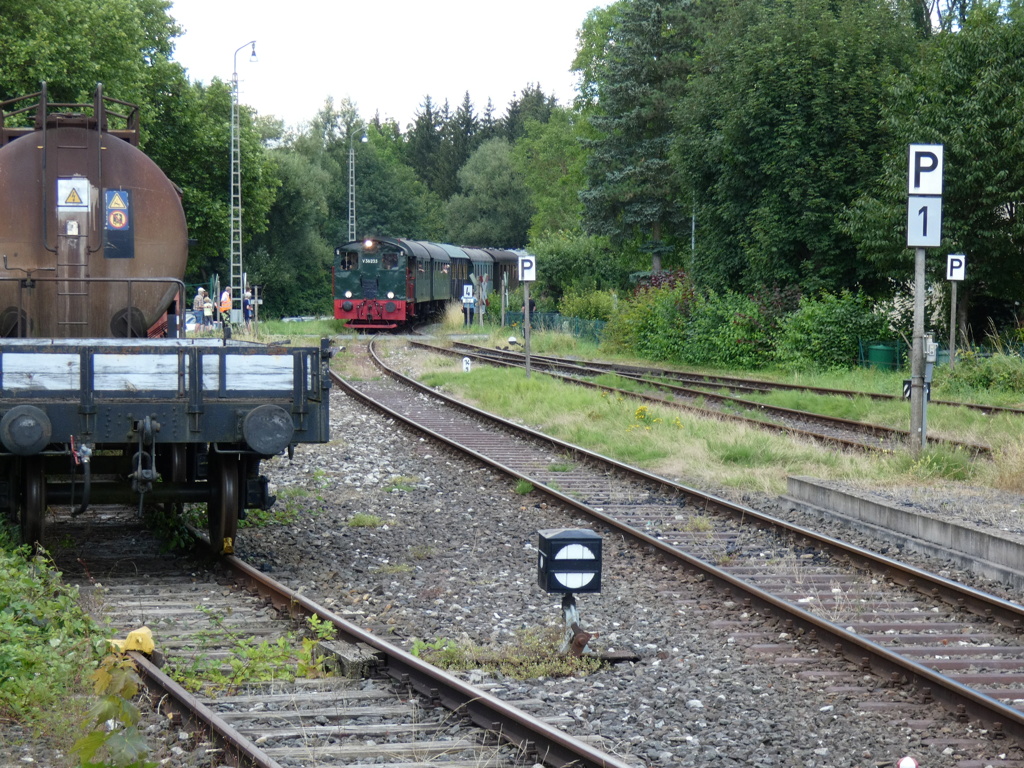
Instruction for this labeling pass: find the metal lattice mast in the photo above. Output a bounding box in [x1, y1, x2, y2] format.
[230, 41, 256, 319]
[348, 140, 356, 242]
[229, 76, 242, 316]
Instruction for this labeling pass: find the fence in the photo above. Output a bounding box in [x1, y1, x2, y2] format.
[504, 312, 606, 344]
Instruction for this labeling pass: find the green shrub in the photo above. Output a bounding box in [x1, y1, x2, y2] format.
[507, 286, 557, 314]
[602, 283, 692, 360]
[681, 290, 776, 369]
[774, 291, 889, 371]
[557, 289, 618, 322]
[0, 535, 104, 726]
[935, 350, 1024, 394]
[602, 281, 788, 369]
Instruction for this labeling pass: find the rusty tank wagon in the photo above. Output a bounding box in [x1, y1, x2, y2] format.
[0, 85, 331, 552]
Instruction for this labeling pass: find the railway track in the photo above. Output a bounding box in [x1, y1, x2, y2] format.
[410, 340, 991, 456]
[52, 508, 635, 768]
[335, 338, 1024, 757]
[449, 340, 1024, 417]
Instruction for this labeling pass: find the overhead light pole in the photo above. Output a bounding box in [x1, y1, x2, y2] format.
[347, 130, 368, 243]
[230, 40, 256, 323]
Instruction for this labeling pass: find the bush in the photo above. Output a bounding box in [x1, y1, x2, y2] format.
[0, 535, 104, 727]
[774, 291, 889, 371]
[602, 283, 692, 360]
[557, 289, 618, 322]
[603, 281, 789, 369]
[507, 286, 557, 314]
[935, 350, 1024, 394]
[681, 290, 777, 369]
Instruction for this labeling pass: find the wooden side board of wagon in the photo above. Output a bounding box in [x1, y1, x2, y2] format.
[0, 337, 332, 552]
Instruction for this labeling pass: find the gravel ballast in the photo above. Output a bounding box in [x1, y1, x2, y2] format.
[237, 380, 1024, 768]
[6, 360, 1024, 768]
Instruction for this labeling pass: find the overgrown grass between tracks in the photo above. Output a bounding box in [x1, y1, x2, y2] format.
[399, 336, 1024, 496]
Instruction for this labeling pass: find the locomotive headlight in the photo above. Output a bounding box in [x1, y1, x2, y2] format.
[344, 291, 352, 299]
[387, 292, 395, 299]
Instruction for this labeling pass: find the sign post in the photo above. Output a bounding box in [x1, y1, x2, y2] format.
[518, 255, 537, 379]
[907, 144, 943, 454]
[947, 253, 965, 369]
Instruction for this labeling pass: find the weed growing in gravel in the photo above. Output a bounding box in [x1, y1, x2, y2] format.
[384, 475, 419, 492]
[684, 515, 714, 533]
[240, 505, 301, 527]
[144, 504, 197, 550]
[514, 479, 534, 495]
[410, 628, 603, 679]
[348, 513, 384, 527]
[376, 562, 414, 575]
[298, 614, 338, 678]
[73, 651, 155, 768]
[271, 485, 327, 520]
[0, 533, 105, 738]
[170, 607, 299, 693]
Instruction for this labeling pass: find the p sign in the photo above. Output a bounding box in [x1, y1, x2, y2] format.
[947, 253, 966, 281]
[518, 255, 536, 282]
[908, 144, 943, 196]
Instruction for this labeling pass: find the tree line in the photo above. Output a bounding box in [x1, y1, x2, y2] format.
[2, 0, 1023, 330]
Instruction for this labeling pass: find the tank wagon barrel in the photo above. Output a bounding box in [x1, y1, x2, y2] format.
[0, 84, 331, 553]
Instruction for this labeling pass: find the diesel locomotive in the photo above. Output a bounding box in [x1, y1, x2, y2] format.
[0, 85, 331, 553]
[333, 237, 524, 330]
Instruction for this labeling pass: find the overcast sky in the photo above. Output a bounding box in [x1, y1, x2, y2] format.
[167, 0, 605, 131]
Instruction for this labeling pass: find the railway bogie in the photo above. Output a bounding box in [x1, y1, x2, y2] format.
[333, 237, 523, 330]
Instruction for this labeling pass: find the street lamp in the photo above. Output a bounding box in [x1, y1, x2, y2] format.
[347, 130, 368, 243]
[229, 40, 256, 322]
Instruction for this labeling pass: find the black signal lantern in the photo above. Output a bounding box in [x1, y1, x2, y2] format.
[537, 528, 602, 594]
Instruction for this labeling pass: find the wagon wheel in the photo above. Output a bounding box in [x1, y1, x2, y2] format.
[157, 444, 188, 484]
[2, 459, 18, 523]
[21, 456, 45, 549]
[208, 453, 240, 555]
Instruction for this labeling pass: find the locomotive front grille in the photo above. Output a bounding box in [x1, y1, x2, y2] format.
[360, 277, 378, 299]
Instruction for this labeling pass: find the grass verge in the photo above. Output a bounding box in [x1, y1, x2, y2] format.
[408, 333, 1024, 496]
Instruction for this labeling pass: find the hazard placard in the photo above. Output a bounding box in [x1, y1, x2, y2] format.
[105, 190, 131, 230]
[104, 189, 134, 259]
[57, 179, 90, 209]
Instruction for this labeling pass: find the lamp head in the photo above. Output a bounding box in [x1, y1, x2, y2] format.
[249, 42, 257, 63]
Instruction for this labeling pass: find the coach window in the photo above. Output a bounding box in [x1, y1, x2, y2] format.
[382, 252, 400, 270]
[337, 251, 358, 271]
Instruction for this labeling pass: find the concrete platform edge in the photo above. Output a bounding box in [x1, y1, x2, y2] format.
[782, 475, 1024, 591]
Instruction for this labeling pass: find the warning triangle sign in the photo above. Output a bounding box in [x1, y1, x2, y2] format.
[65, 188, 83, 205]
[108, 192, 128, 210]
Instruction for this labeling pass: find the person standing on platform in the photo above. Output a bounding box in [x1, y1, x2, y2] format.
[202, 293, 214, 328]
[219, 287, 231, 323]
[243, 291, 253, 331]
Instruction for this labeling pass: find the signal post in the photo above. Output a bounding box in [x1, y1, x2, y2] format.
[519, 254, 536, 378]
[906, 144, 943, 455]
